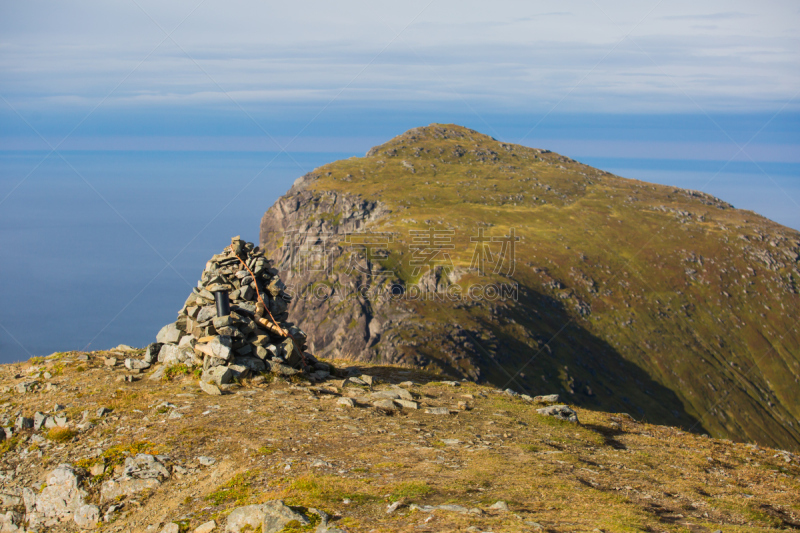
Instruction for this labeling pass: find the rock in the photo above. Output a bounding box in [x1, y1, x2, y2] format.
[33, 412, 47, 431]
[100, 478, 160, 502]
[74, 504, 100, 529]
[199, 380, 222, 396]
[89, 464, 105, 477]
[261, 500, 309, 533]
[156, 323, 182, 345]
[14, 417, 32, 430]
[424, 407, 451, 415]
[227, 364, 250, 380]
[203, 366, 233, 386]
[520, 394, 534, 402]
[0, 511, 21, 532]
[123, 453, 170, 479]
[33, 465, 87, 522]
[197, 456, 216, 466]
[96, 407, 111, 417]
[125, 358, 151, 370]
[144, 343, 162, 363]
[373, 399, 398, 411]
[209, 336, 233, 362]
[360, 374, 374, 386]
[194, 520, 216, 533]
[504, 388, 518, 397]
[409, 503, 470, 514]
[161, 523, 180, 533]
[489, 500, 509, 511]
[336, 397, 355, 408]
[534, 394, 560, 404]
[536, 404, 579, 423]
[441, 380, 460, 387]
[371, 390, 401, 400]
[158, 344, 180, 365]
[103, 357, 118, 367]
[234, 357, 267, 374]
[395, 399, 418, 409]
[225, 504, 267, 533]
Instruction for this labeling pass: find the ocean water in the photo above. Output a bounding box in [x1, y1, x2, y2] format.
[0, 149, 798, 363]
[0, 150, 347, 362]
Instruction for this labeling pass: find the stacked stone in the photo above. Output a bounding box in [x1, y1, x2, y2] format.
[143, 236, 330, 387]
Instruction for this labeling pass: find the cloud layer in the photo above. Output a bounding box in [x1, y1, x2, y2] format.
[1, 0, 798, 113]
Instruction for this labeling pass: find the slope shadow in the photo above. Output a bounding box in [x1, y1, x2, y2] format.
[466, 282, 707, 434]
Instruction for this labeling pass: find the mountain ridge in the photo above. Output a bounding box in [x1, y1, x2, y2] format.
[260, 124, 800, 451]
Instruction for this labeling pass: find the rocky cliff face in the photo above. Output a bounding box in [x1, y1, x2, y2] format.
[260, 124, 800, 451]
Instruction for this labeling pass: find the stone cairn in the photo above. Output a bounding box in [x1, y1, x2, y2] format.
[136, 236, 333, 393]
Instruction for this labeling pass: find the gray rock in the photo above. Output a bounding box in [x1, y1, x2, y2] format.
[424, 407, 451, 415]
[197, 305, 217, 323]
[213, 315, 233, 329]
[489, 500, 509, 511]
[194, 519, 216, 533]
[359, 374, 374, 386]
[370, 390, 401, 400]
[503, 388, 518, 397]
[0, 493, 21, 507]
[536, 404, 579, 423]
[125, 358, 151, 370]
[209, 336, 233, 362]
[14, 416, 32, 430]
[227, 364, 250, 380]
[336, 398, 355, 408]
[158, 344, 180, 365]
[261, 500, 309, 533]
[74, 504, 100, 529]
[373, 399, 398, 411]
[123, 453, 170, 480]
[96, 407, 111, 417]
[161, 523, 180, 533]
[100, 477, 160, 502]
[234, 357, 267, 374]
[0, 511, 21, 532]
[33, 465, 87, 522]
[409, 503, 470, 514]
[156, 323, 182, 344]
[197, 456, 216, 466]
[225, 504, 264, 533]
[148, 366, 167, 381]
[395, 399, 418, 409]
[199, 380, 222, 396]
[202, 366, 232, 386]
[441, 381, 460, 387]
[144, 343, 162, 363]
[534, 394, 560, 404]
[33, 412, 47, 431]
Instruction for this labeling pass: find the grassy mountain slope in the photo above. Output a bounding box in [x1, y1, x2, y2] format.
[5, 352, 800, 532]
[260, 124, 800, 451]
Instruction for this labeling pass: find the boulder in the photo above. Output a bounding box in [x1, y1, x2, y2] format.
[74, 504, 100, 529]
[199, 380, 222, 396]
[234, 357, 267, 374]
[32, 465, 87, 522]
[158, 344, 181, 365]
[125, 358, 151, 370]
[100, 478, 160, 503]
[536, 404, 579, 423]
[209, 336, 233, 362]
[156, 323, 182, 345]
[202, 366, 232, 386]
[144, 343, 162, 363]
[261, 500, 309, 533]
[534, 394, 560, 404]
[225, 504, 265, 533]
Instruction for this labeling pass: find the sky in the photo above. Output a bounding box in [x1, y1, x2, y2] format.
[0, 1, 798, 358]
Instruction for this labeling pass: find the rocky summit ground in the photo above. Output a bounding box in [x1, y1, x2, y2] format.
[2, 350, 800, 532]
